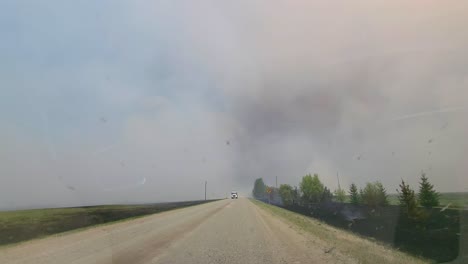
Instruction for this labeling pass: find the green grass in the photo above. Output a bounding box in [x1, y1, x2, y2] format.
[387, 192, 468, 208]
[0, 200, 216, 246]
[251, 199, 429, 264]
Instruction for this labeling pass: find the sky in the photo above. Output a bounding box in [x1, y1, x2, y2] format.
[1, 0, 468, 210]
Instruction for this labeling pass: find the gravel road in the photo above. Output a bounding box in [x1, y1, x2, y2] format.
[0, 198, 343, 264]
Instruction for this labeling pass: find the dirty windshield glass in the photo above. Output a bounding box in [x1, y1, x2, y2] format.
[1, 1, 467, 263]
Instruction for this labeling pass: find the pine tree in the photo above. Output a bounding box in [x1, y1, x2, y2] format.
[397, 179, 418, 215]
[418, 173, 439, 207]
[349, 183, 359, 205]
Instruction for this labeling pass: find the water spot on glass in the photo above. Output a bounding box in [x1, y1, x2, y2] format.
[441, 122, 448, 129]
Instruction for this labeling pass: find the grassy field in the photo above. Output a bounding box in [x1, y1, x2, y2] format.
[251, 199, 429, 264]
[0, 200, 217, 246]
[387, 192, 468, 208]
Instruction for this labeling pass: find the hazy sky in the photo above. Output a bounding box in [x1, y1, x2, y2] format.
[1, 1, 468, 210]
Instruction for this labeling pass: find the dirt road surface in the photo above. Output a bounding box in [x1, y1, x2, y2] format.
[0, 198, 352, 264]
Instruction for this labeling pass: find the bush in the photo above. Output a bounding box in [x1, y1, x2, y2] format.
[334, 188, 347, 202]
[300, 174, 324, 203]
[279, 184, 294, 206]
[361, 181, 389, 206]
[252, 178, 266, 199]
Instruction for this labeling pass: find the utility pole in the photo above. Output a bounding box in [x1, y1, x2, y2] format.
[337, 172, 341, 190]
[204, 181, 207, 200]
[276, 176, 278, 188]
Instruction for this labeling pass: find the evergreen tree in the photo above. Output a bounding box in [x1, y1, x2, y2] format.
[376, 181, 389, 206]
[397, 179, 418, 215]
[418, 173, 439, 207]
[349, 183, 360, 205]
[321, 187, 333, 203]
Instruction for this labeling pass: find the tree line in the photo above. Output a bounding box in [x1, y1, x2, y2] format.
[252, 172, 440, 209]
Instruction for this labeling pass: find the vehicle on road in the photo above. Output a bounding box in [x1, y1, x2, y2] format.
[231, 191, 238, 199]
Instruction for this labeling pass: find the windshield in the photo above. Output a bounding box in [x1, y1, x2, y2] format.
[1, 1, 467, 263]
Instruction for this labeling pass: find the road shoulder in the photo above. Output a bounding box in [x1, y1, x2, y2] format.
[250, 199, 429, 264]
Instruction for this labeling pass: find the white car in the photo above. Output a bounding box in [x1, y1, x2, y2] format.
[231, 191, 238, 199]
